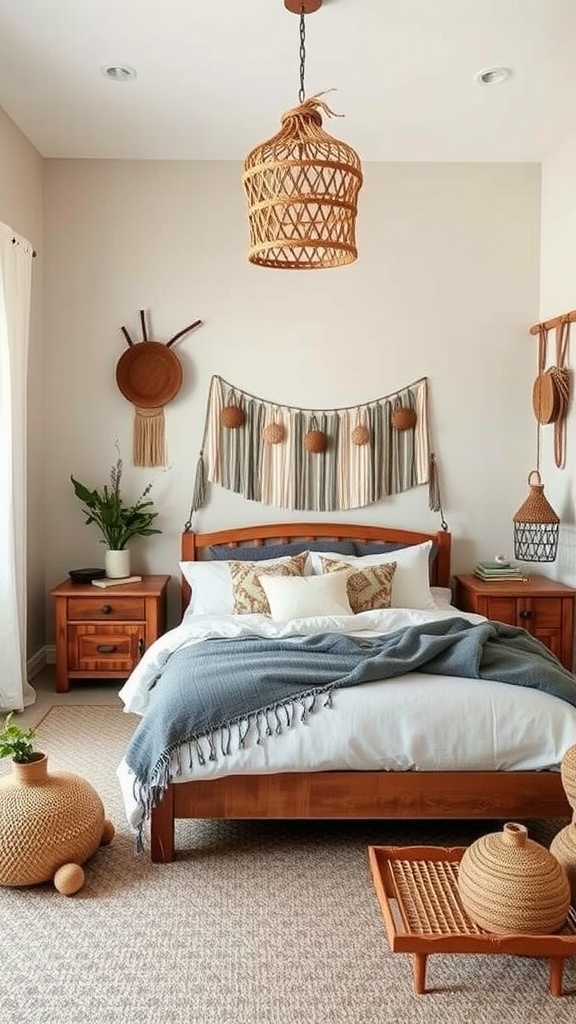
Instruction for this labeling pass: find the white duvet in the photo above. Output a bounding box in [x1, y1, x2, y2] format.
[117, 604, 576, 828]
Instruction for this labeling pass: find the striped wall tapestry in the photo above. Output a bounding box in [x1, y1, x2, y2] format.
[192, 375, 436, 513]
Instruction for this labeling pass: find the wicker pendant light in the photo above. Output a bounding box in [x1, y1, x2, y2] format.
[513, 470, 560, 562]
[242, 0, 363, 270]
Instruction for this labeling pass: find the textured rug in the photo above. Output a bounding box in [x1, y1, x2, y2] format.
[0, 704, 575, 1024]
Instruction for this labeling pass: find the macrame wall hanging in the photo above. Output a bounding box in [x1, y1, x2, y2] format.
[115, 309, 203, 467]
[190, 374, 444, 518]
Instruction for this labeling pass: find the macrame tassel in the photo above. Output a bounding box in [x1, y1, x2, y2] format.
[133, 406, 167, 467]
[428, 452, 441, 512]
[191, 451, 207, 511]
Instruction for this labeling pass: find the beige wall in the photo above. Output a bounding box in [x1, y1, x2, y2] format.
[42, 159, 541, 630]
[0, 107, 44, 658]
[539, 134, 576, 584]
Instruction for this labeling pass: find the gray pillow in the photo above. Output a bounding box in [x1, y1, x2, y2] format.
[208, 539, 356, 561]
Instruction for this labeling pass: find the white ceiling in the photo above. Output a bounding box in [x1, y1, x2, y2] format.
[0, 0, 575, 162]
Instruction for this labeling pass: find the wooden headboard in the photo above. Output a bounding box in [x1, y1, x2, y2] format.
[180, 522, 451, 615]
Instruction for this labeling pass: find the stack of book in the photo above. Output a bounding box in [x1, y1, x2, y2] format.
[474, 561, 527, 582]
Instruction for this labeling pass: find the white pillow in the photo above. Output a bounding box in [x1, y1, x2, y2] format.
[180, 552, 310, 618]
[259, 572, 353, 622]
[431, 585, 454, 609]
[309, 540, 436, 610]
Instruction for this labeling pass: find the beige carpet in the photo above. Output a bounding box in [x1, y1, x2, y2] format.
[0, 703, 575, 1024]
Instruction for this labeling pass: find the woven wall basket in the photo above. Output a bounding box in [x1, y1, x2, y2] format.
[242, 96, 363, 270]
[0, 755, 114, 894]
[457, 822, 570, 934]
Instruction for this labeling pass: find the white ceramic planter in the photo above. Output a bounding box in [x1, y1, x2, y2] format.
[104, 548, 131, 579]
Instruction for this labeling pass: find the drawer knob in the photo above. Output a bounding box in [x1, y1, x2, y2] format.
[96, 644, 117, 653]
[519, 610, 533, 621]
[138, 638, 145, 657]
[100, 604, 112, 615]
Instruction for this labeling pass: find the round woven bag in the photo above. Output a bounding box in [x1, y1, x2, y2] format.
[550, 824, 576, 902]
[0, 755, 114, 893]
[532, 370, 561, 425]
[457, 822, 570, 934]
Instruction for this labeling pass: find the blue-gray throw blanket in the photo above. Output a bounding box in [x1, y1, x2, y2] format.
[125, 617, 576, 847]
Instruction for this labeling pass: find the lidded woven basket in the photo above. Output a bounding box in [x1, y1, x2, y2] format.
[457, 822, 570, 934]
[242, 96, 363, 270]
[0, 755, 110, 890]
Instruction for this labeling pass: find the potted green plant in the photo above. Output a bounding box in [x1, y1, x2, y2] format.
[0, 712, 40, 764]
[71, 451, 161, 578]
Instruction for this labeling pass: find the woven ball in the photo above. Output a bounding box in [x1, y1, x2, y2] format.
[0, 755, 110, 890]
[351, 424, 371, 446]
[560, 744, 576, 811]
[262, 422, 285, 445]
[391, 407, 417, 431]
[550, 824, 576, 902]
[457, 822, 570, 934]
[54, 863, 85, 896]
[304, 429, 328, 453]
[220, 404, 245, 429]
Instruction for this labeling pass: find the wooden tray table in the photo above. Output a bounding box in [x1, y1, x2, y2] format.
[368, 844, 576, 996]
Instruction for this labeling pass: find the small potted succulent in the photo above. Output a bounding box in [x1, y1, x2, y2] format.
[0, 712, 40, 765]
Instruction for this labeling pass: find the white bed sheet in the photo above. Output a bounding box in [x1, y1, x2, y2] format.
[117, 606, 576, 828]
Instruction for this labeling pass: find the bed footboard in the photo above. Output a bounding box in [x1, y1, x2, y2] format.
[149, 770, 570, 863]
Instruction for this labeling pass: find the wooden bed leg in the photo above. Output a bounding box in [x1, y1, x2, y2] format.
[412, 953, 427, 994]
[548, 956, 564, 997]
[150, 785, 175, 863]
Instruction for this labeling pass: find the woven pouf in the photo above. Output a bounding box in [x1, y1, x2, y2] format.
[0, 755, 114, 895]
[457, 822, 570, 934]
[560, 744, 576, 811]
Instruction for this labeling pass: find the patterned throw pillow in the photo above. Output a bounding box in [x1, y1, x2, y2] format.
[319, 557, 397, 614]
[229, 552, 308, 614]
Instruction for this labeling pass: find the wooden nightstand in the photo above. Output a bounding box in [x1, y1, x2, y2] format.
[51, 574, 170, 692]
[454, 574, 575, 671]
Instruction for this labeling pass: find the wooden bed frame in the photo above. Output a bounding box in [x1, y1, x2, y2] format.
[149, 521, 570, 862]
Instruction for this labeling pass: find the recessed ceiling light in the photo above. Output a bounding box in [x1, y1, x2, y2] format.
[100, 65, 137, 82]
[475, 66, 511, 86]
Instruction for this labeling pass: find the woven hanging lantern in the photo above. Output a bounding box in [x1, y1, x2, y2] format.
[242, 1, 362, 270]
[513, 470, 560, 562]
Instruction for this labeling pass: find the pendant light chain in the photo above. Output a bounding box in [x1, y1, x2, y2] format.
[298, 8, 306, 103]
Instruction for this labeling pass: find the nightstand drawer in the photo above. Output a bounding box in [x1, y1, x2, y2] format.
[67, 596, 146, 621]
[70, 624, 143, 673]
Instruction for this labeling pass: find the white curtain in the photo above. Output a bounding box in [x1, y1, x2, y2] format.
[0, 222, 36, 710]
